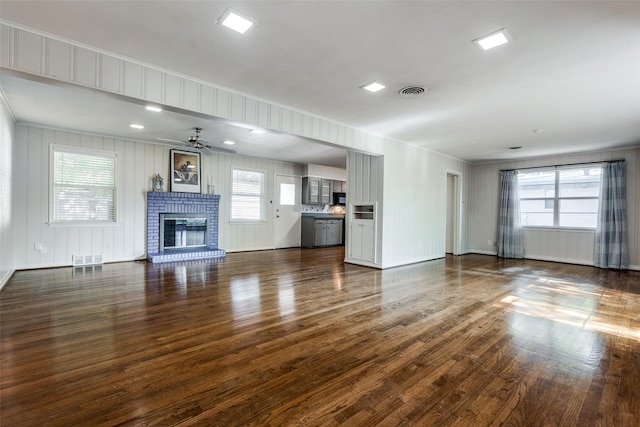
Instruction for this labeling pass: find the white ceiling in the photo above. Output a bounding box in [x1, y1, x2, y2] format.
[1, 1, 639, 165]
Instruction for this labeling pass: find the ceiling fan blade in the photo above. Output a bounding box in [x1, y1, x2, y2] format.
[202, 143, 237, 155]
[199, 145, 213, 156]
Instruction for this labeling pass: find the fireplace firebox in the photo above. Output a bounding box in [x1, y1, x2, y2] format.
[160, 213, 209, 252]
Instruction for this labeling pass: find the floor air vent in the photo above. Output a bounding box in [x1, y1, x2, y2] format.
[72, 254, 104, 267]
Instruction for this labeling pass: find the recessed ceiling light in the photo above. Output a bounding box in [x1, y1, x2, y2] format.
[145, 105, 162, 112]
[250, 128, 265, 134]
[361, 81, 386, 93]
[473, 28, 511, 50]
[222, 140, 236, 145]
[217, 8, 256, 34]
[130, 124, 144, 129]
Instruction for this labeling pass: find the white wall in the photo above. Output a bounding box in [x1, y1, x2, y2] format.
[379, 142, 469, 269]
[0, 95, 15, 289]
[11, 123, 303, 269]
[468, 147, 640, 269]
[303, 164, 347, 181]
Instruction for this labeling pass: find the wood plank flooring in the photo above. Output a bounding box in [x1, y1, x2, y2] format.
[1, 249, 638, 426]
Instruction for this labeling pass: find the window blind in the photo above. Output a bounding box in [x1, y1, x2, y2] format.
[52, 148, 117, 222]
[231, 169, 264, 220]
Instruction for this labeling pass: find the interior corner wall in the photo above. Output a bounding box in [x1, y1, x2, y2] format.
[467, 147, 640, 269]
[11, 123, 303, 269]
[380, 141, 469, 269]
[0, 96, 15, 289]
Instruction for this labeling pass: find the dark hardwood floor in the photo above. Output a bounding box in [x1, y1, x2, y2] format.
[1, 248, 638, 426]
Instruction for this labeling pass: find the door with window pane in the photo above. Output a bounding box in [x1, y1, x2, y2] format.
[274, 175, 301, 248]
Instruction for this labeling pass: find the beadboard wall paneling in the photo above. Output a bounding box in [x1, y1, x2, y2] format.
[0, 97, 15, 289]
[0, 23, 384, 156]
[380, 142, 469, 269]
[522, 229, 596, 265]
[468, 148, 640, 269]
[11, 123, 304, 269]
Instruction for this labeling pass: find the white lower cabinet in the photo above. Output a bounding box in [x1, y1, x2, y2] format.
[349, 220, 375, 262]
[349, 203, 376, 263]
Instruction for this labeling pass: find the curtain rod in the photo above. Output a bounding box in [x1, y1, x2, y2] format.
[500, 159, 624, 172]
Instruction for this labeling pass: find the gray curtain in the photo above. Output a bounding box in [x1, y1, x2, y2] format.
[594, 160, 629, 269]
[497, 170, 524, 258]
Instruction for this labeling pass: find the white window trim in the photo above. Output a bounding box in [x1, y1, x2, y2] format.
[49, 144, 120, 227]
[230, 167, 266, 223]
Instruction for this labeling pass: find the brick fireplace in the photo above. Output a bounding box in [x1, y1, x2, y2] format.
[146, 192, 226, 263]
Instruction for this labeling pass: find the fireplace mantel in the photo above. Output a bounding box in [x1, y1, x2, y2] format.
[146, 192, 226, 263]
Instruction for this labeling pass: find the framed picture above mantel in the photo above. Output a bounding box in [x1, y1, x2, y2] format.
[170, 149, 201, 193]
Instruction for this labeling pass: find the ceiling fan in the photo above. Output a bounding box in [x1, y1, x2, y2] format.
[157, 127, 237, 155]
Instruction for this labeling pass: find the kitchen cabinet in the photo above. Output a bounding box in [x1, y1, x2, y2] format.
[302, 177, 320, 204]
[314, 220, 341, 246]
[302, 177, 333, 205]
[333, 180, 347, 193]
[320, 180, 332, 204]
[302, 216, 343, 247]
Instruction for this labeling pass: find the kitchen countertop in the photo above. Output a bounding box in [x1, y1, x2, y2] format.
[302, 212, 345, 219]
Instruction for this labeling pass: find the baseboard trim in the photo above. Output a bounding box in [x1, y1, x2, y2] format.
[467, 250, 640, 271]
[344, 258, 381, 269]
[468, 250, 498, 256]
[524, 254, 594, 267]
[14, 256, 147, 271]
[0, 269, 15, 293]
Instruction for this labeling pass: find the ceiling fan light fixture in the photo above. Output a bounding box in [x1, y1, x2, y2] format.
[217, 8, 256, 34]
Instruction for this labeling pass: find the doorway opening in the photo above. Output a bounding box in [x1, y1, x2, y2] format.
[445, 171, 462, 255]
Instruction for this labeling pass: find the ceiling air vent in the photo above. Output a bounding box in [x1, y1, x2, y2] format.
[398, 86, 426, 97]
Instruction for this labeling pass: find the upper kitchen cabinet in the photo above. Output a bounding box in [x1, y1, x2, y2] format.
[320, 179, 332, 204]
[332, 180, 347, 193]
[302, 177, 320, 204]
[302, 177, 333, 205]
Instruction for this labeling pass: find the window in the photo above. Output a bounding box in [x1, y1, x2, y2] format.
[279, 183, 295, 206]
[51, 146, 117, 224]
[231, 169, 264, 221]
[518, 166, 601, 228]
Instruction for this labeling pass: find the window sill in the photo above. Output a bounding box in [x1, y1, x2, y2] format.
[521, 226, 596, 233]
[48, 221, 121, 228]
